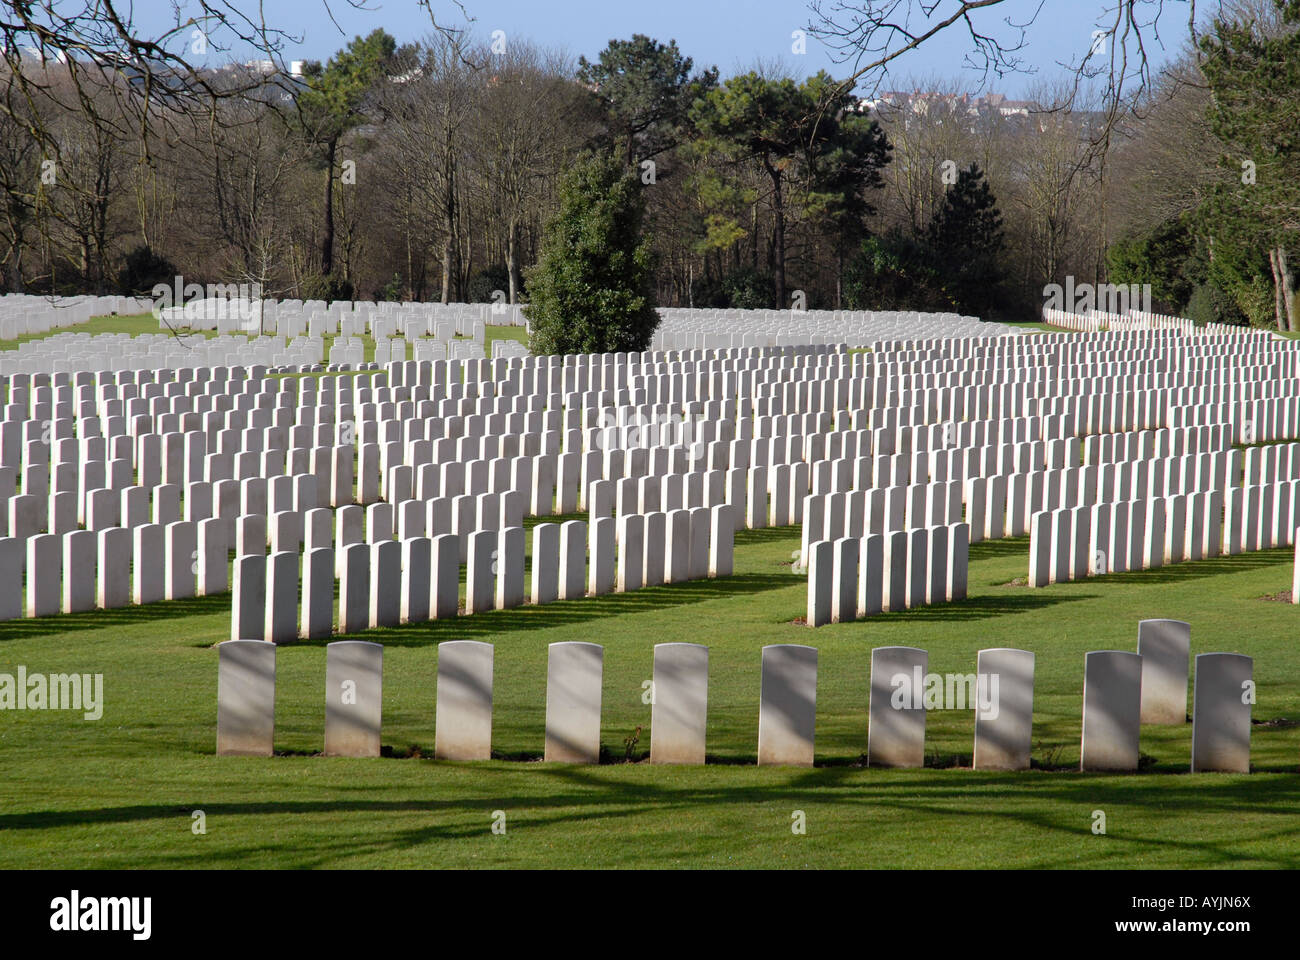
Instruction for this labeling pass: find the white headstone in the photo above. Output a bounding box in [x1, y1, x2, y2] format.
[1137, 619, 1190, 725]
[435, 640, 494, 760]
[216, 639, 275, 756]
[1190, 652, 1252, 774]
[757, 644, 817, 766]
[972, 648, 1034, 771]
[1080, 650, 1142, 771]
[324, 640, 383, 757]
[868, 645, 927, 767]
[650, 642, 708, 765]
[544, 641, 604, 763]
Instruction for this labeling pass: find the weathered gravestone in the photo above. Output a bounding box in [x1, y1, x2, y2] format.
[230, 553, 266, 642]
[650, 642, 708, 765]
[1080, 650, 1142, 771]
[1137, 619, 1190, 725]
[216, 639, 276, 756]
[1190, 652, 1252, 774]
[868, 645, 927, 768]
[972, 648, 1034, 771]
[805, 539, 832, 627]
[301, 547, 335, 639]
[544, 641, 603, 763]
[324, 640, 383, 757]
[264, 550, 299, 643]
[757, 644, 817, 766]
[435, 640, 494, 761]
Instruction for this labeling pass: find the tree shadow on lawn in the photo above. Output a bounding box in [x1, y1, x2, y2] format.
[1079, 551, 1291, 587]
[970, 539, 1293, 575]
[854, 591, 1095, 624]
[296, 573, 801, 648]
[297, 574, 1088, 644]
[0, 568, 803, 649]
[5, 764, 1299, 868]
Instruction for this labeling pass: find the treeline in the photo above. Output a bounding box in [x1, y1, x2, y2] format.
[1105, 0, 1300, 330]
[0, 28, 1102, 321]
[1, 2, 1295, 327]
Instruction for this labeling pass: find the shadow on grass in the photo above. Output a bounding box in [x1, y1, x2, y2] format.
[5, 764, 1299, 868]
[294, 572, 801, 647]
[1079, 551, 1291, 587]
[829, 591, 1096, 624]
[0, 547, 802, 647]
[0, 594, 229, 643]
[968, 537, 1031, 561]
[734, 524, 801, 546]
[521, 512, 588, 530]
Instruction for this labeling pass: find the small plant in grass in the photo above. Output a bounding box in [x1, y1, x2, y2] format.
[1032, 741, 1068, 770]
[624, 725, 642, 762]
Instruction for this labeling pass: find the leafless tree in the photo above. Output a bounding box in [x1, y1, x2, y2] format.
[470, 42, 597, 302]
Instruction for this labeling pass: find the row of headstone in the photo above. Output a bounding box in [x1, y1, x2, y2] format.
[19, 332, 1298, 425]
[1082, 620, 1252, 773]
[10, 331, 1297, 500]
[9, 337, 1300, 609]
[1041, 306, 1203, 333]
[218, 620, 1249, 772]
[0, 422, 1253, 550]
[0, 519, 228, 620]
[231, 504, 736, 642]
[0, 294, 147, 339]
[654, 307, 1021, 349]
[2, 481, 732, 629]
[7, 340, 1289, 496]
[4, 331, 324, 375]
[805, 523, 969, 627]
[1029, 480, 1300, 586]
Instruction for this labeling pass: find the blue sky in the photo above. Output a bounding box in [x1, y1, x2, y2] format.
[163, 0, 1193, 97]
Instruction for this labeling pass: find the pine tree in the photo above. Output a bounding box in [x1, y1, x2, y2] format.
[925, 162, 1006, 318]
[297, 30, 396, 287]
[524, 152, 660, 355]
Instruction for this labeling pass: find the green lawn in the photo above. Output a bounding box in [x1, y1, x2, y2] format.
[1, 526, 1298, 869]
[0, 312, 219, 351]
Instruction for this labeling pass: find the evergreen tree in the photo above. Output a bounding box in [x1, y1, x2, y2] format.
[297, 29, 396, 285]
[843, 230, 947, 312]
[524, 152, 659, 355]
[577, 35, 718, 168]
[117, 245, 177, 296]
[925, 162, 1006, 317]
[690, 71, 890, 309]
[1105, 215, 1200, 314]
[1199, 0, 1300, 330]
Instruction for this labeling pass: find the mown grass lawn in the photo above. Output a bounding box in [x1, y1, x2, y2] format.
[2, 522, 1298, 869]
